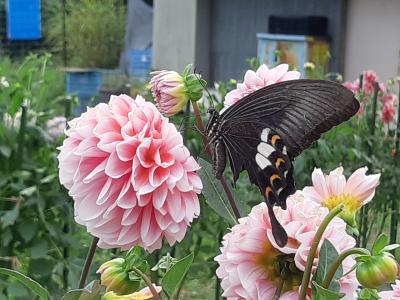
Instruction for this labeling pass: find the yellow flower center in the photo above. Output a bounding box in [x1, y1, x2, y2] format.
[323, 193, 361, 225]
[253, 242, 303, 293]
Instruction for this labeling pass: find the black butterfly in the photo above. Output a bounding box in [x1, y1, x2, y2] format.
[206, 79, 359, 247]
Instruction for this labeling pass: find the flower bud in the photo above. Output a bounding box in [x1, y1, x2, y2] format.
[150, 65, 206, 117]
[98, 258, 140, 294]
[150, 70, 189, 117]
[356, 253, 398, 289]
[102, 286, 162, 300]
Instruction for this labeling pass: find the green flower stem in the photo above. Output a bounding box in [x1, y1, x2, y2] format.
[298, 204, 344, 300]
[322, 248, 370, 289]
[131, 267, 161, 300]
[78, 237, 99, 288]
[191, 100, 241, 219]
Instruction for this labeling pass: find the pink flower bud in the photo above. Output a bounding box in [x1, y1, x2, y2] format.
[150, 70, 188, 117]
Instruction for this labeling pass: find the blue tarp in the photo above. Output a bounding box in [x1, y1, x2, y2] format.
[7, 0, 42, 40]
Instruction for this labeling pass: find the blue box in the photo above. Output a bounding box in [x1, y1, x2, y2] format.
[65, 69, 103, 115]
[128, 49, 152, 79]
[7, 0, 42, 40]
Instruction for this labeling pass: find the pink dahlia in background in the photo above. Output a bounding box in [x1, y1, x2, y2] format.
[150, 70, 188, 117]
[343, 80, 360, 94]
[215, 192, 358, 300]
[224, 64, 301, 109]
[378, 280, 400, 300]
[58, 94, 202, 252]
[381, 93, 397, 124]
[303, 166, 380, 226]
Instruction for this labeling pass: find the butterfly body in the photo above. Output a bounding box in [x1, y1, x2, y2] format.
[206, 79, 359, 246]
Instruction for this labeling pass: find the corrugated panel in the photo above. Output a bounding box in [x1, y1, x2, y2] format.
[209, 0, 346, 82]
[6, 0, 42, 40]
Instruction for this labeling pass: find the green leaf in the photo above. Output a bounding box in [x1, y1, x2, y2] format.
[313, 239, 342, 292]
[20, 186, 37, 197]
[161, 252, 194, 299]
[0, 206, 19, 228]
[62, 280, 105, 300]
[17, 222, 38, 242]
[0, 145, 12, 158]
[372, 233, 389, 255]
[0, 268, 49, 300]
[312, 281, 345, 300]
[197, 158, 240, 225]
[358, 288, 380, 300]
[30, 240, 49, 259]
[381, 244, 400, 252]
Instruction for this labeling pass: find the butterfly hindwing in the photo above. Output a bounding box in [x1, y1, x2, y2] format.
[221, 120, 295, 208]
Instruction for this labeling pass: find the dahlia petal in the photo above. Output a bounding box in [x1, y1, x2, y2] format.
[326, 166, 346, 196]
[105, 151, 131, 179]
[311, 168, 330, 199]
[115, 137, 140, 161]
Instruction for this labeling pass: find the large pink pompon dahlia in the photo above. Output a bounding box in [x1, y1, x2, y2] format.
[224, 64, 301, 109]
[215, 192, 358, 300]
[58, 95, 202, 252]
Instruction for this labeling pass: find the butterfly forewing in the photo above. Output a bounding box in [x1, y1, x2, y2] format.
[220, 79, 359, 157]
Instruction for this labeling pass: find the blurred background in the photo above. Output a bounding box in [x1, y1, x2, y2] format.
[0, 0, 399, 299]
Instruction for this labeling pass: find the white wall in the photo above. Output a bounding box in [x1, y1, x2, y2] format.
[345, 0, 400, 82]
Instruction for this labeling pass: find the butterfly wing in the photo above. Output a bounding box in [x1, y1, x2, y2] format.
[218, 79, 358, 247]
[221, 79, 359, 158]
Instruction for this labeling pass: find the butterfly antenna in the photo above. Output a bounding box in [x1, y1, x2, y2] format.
[193, 68, 216, 108]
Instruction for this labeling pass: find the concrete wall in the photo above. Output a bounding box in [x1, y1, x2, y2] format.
[153, 0, 197, 73]
[344, 0, 400, 81]
[152, 0, 210, 79]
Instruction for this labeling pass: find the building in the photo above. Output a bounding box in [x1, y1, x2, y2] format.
[152, 0, 400, 82]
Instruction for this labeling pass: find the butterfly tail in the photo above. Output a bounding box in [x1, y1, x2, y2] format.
[265, 197, 288, 247]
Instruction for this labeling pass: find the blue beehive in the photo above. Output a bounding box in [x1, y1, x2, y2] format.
[7, 0, 42, 40]
[128, 48, 152, 79]
[65, 69, 103, 115]
[257, 33, 329, 75]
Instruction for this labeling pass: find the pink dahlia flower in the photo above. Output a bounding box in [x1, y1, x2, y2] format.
[58, 94, 202, 252]
[378, 280, 400, 300]
[303, 166, 380, 226]
[215, 192, 357, 300]
[381, 93, 397, 124]
[343, 81, 360, 94]
[224, 64, 301, 109]
[150, 70, 188, 117]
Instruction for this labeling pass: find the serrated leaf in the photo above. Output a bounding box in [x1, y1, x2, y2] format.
[313, 239, 342, 293]
[62, 280, 105, 300]
[0, 268, 49, 300]
[161, 252, 194, 299]
[372, 233, 389, 255]
[197, 158, 240, 225]
[312, 281, 345, 300]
